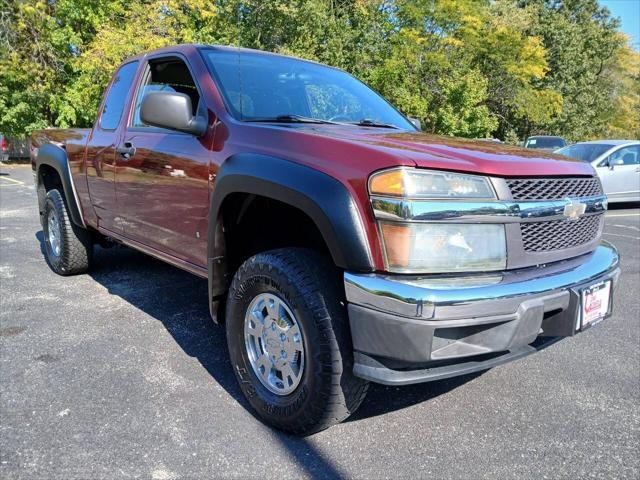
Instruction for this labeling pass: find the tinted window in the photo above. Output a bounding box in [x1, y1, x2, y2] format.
[608, 145, 640, 166]
[525, 137, 566, 149]
[100, 61, 139, 130]
[556, 144, 612, 162]
[202, 49, 414, 130]
[132, 57, 200, 127]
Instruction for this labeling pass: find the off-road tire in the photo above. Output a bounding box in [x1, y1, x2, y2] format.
[226, 248, 369, 435]
[42, 189, 92, 275]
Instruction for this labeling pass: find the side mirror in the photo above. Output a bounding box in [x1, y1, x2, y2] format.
[408, 117, 422, 130]
[140, 91, 207, 136]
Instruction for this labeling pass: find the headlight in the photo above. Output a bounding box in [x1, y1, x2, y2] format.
[369, 167, 496, 199]
[370, 168, 505, 274]
[378, 222, 507, 273]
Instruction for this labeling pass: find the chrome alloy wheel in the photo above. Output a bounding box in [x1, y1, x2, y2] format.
[47, 209, 61, 257]
[244, 293, 305, 395]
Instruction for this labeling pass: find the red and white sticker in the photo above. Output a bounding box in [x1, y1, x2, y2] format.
[581, 281, 611, 329]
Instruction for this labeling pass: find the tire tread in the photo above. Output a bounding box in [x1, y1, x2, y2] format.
[227, 248, 368, 435]
[44, 189, 91, 275]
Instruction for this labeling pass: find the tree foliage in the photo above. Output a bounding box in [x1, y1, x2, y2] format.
[1, 0, 638, 141]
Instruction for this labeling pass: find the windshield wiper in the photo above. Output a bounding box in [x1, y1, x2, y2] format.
[243, 114, 342, 125]
[243, 115, 400, 129]
[348, 119, 400, 129]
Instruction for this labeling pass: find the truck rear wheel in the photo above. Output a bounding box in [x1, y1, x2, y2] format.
[225, 248, 368, 435]
[42, 189, 92, 275]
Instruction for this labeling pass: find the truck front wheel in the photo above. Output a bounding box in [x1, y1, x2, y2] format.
[225, 248, 368, 435]
[42, 189, 92, 275]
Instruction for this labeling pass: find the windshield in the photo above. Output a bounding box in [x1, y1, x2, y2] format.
[525, 137, 566, 149]
[202, 49, 415, 130]
[556, 144, 611, 162]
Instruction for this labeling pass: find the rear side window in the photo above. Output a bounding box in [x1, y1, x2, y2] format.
[526, 137, 566, 149]
[100, 61, 139, 130]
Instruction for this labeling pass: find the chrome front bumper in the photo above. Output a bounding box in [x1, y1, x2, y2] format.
[344, 242, 620, 385]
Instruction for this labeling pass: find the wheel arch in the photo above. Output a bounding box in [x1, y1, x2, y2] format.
[207, 153, 374, 320]
[35, 143, 85, 228]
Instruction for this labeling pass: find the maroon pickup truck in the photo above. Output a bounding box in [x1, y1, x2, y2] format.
[31, 44, 619, 434]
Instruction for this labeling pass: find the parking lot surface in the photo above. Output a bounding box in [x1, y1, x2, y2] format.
[1, 164, 639, 479]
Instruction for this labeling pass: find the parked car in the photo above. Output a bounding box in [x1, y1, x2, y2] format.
[1, 134, 8, 162]
[524, 135, 567, 151]
[0, 134, 30, 161]
[31, 45, 620, 434]
[556, 140, 640, 203]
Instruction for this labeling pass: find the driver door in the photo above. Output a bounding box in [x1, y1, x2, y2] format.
[115, 55, 211, 267]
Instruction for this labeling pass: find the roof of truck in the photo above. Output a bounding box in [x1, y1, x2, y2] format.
[123, 43, 322, 66]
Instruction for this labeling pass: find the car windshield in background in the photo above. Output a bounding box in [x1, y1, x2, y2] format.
[201, 49, 415, 130]
[525, 137, 566, 149]
[556, 144, 612, 162]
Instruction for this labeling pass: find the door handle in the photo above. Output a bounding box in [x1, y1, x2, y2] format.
[116, 142, 136, 160]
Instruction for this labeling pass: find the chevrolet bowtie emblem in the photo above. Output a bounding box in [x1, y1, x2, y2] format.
[563, 199, 587, 220]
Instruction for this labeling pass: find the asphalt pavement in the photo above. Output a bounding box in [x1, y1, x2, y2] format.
[1, 164, 638, 479]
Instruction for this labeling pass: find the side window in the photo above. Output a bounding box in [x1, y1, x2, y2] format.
[608, 145, 640, 166]
[131, 57, 201, 128]
[100, 61, 139, 130]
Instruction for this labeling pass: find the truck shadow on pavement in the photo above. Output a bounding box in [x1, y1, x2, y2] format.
[36, 232, 479, 477]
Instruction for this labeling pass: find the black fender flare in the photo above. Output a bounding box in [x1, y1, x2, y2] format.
[207, 153, 374, 312]
[36, 143, 85, 228]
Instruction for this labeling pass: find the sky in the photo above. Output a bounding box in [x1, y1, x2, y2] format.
[599, 0, 640, 50]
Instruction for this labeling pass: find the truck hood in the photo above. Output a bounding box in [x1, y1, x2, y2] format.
[305, 127, 595, 177]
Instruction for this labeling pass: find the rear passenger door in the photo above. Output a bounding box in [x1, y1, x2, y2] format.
[86, 61, 139, 232]
[115, 54, 211, 267]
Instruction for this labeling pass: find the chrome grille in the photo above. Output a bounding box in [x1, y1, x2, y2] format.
[507, 177, 603, 201]
[521, 215, 602, 252]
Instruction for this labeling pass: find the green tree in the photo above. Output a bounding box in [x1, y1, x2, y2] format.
[522, 0, 634, 140]
[58, 0, 222, 126]
[1, 0, 70, 136]
[366, 0, 500, 136]
[1, 0, 638, 141]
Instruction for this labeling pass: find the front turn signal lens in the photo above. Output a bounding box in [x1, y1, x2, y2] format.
[369, 169, 406, 196]
[369, 167, 495, 199]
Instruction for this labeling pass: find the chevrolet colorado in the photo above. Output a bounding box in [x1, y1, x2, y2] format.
[31, 44, 620, 435]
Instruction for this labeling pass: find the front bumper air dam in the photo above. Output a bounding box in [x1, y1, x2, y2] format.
[344, 242, 620, 386]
